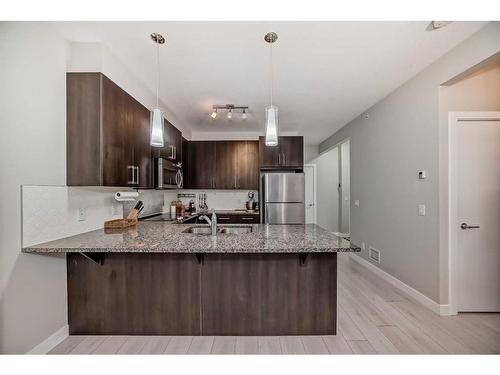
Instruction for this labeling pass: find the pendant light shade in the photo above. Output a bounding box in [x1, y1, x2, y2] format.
[150, 107, 164, 147]
[150, 33, 165, 147]
[265, 106, 278, 146]
[264, 32, 279, 147]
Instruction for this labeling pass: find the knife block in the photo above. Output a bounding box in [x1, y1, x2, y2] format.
[104, 218, 137, 229]
[104, 207, 139, 229]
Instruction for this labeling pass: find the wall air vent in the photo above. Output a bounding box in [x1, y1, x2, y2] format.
[368, 247, 381, 264]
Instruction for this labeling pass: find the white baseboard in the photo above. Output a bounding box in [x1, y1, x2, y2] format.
[27, 324, 69, 354]
[348, 253, 452, 316]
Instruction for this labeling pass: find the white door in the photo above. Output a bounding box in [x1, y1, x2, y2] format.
[304, 164, 316, 224]
[457, 119, 500, 312]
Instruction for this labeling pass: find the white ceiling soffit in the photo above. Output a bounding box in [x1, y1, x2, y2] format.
[52, 21, 486, 145]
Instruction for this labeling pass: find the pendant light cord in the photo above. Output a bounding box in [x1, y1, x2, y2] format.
[156, 37, 160, 108]
[269, 42, 273, 107]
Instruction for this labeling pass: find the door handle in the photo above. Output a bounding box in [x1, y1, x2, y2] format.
[127, 165, 135, 184]
[460, 223, 480, 230]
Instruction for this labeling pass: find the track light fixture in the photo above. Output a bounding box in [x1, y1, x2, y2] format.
[210, 104, 248, 121]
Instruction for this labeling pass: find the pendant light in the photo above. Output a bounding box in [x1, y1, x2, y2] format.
[264, 32, 278, 147]
[150, 33, 165, 147]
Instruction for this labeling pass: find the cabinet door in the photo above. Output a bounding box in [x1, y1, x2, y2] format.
[66, 73, 102, 186]
[158, 119, 179, 162]
[101, 76, 131, 187]
[279, 136, 303, 168]
[181, 137, 189, 187]
[171, 125, 182, 163]
[186, 141, 216, 188]
[130, 98, 152, 188]
[215, 141, 238, 189]
[259, 136, 280, 168]
[236, 141, 259, 190]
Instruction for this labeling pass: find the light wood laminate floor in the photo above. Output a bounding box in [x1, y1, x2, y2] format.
[49, 255, 500, 354]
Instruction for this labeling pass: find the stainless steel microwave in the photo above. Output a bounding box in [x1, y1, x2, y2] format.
[153, 158, 183, 189]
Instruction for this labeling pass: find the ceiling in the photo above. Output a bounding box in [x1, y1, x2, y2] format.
[52, 21, 486, 145]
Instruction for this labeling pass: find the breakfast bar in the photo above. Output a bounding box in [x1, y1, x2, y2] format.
[24, 222, 359, 336]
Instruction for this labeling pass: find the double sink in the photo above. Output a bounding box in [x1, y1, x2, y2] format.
[182, 225, 253, 235]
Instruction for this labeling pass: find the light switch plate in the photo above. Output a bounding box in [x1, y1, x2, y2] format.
[418, 204, 426, 216]
[418, 170, 427, 179]
[77, 207, 86, 221]
[354, 200, 360, 207]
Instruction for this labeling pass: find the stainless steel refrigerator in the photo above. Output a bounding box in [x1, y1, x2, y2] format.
[261, 172, 305, 224]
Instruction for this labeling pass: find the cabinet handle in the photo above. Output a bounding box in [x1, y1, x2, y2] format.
[241, 217, 254, 221]
[135, 166, 139, 186]
[278, 153, 281, 165]
[127, 165, 135, 184]
[282, 153, 285, 165]
[219, 217, 230, 220]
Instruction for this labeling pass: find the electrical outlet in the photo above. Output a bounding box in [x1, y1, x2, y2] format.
[418, 204, 426, 216]
[77, 207, 86, 221]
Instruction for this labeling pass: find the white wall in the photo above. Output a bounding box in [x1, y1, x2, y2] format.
[319, 22, 500, 304]
[311, 147, 339, 232]
[0, 22, 69, 353]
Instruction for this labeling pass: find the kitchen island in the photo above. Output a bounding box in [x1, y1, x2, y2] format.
[24, 222, 359, 336]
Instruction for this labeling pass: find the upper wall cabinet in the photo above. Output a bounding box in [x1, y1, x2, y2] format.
[259, 136, 304, 169]
[184, 141, 259, 190]
[152, 118, 182, 164]
[67, 73, 152, 188]
[186, 141, 217, 189]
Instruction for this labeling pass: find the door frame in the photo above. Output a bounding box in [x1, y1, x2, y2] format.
[448, 111, 500, 315]
[317, 137, 351, 233]
[303, 163, 317, 224]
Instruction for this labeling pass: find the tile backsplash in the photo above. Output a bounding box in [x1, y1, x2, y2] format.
[166, 189, 258, 211]
[21, 186, 164, 246]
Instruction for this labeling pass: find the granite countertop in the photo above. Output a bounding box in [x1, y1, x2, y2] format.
[23, 222, 360, 254]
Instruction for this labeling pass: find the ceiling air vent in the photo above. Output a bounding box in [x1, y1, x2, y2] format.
[368, 247, 381, 264]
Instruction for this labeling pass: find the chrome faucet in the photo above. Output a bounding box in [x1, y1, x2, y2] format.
[199, 208, 217, 236]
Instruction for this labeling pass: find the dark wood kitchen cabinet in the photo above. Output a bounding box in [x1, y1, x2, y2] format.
[237, 141, 259, 190]
[259, 136, 303, 169]
[67, 72, 152, 187]
[66, 252, 336, 336]
[185, 140, 259, 190]
[153, 118, 182, 163]
[67, 253, 201, 335]
[186, 141, 217, 188]
[215, 141, 238, 189]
